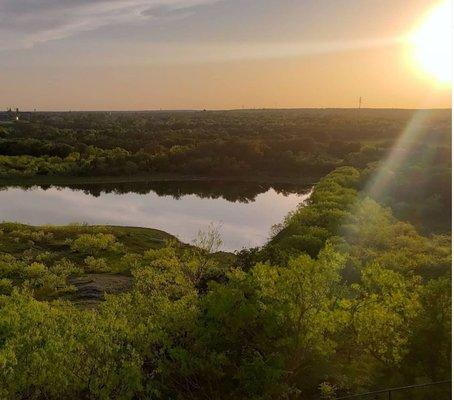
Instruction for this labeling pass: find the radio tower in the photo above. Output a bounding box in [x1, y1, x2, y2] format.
[358, 96, 362, 109]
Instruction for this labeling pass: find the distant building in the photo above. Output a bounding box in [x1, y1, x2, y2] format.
[0, 108, 32, 122]
[0, 109, 15, 122]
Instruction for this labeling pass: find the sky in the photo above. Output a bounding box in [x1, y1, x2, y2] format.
[0, 0, 451, 110]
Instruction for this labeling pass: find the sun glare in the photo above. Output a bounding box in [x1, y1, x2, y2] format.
[410, 0, 452, 84]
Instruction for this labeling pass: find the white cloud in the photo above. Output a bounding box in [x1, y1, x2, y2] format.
[0, 0, 218, 50]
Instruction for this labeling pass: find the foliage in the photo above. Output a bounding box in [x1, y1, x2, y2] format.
[0, 165, 450, 398]
[0, 224, 176, 298]
[70, 233, 122, 255]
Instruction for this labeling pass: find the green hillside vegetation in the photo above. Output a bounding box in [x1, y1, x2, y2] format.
[1, 109, 449, 180]
[0, 167, 450, 399]
[0, 225, 174, 298]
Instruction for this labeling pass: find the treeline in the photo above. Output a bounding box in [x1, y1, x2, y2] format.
[0, 109, 449, 180]
[0, 167, 450, 399]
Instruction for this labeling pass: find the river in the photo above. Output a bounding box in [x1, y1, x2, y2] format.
[0, 181, 311, 251]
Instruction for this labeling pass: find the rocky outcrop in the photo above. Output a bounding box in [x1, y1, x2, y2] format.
[69, 274, 133, 307]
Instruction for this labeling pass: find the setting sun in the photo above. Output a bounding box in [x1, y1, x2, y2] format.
[410, 0, 452, 84]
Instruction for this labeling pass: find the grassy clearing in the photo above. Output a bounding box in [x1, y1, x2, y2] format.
[0, 223, 177, 301]
[0, 223, 235, 303]
[0, 223, 174, 264]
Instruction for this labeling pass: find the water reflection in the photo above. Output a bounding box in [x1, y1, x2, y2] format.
[0, 181, 311, 251]
[3, 180, 310, 202]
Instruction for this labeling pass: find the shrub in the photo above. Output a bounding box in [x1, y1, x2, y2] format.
[70, 233, 122, 255]
[0, 278, 13, 295]
[84, 257, 109, 273]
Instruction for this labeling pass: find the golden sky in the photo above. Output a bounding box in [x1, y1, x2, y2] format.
[0, 0, 451, 110]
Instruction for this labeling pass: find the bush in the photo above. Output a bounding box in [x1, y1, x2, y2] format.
[0, 278, 13, 295]
[84, 257, 109, 273]
[70, 233, 122, 255]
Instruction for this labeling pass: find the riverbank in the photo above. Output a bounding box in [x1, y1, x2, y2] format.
[0, 222, 236, 306]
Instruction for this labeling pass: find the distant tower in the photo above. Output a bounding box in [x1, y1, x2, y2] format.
[358, 97, 362, 109]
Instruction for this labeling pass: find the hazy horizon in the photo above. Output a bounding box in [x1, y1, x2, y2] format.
[7, 106, 453, 113]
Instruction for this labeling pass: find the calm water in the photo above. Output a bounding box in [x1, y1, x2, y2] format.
[0, 182, 311, 251]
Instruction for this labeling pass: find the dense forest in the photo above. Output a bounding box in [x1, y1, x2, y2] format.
[0, 109, 449, 180]
[0, 109, 451, 399]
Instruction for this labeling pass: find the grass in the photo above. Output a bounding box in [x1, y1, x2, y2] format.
[0, 223, 182, 304]
[0, 223, 178, 283]
[0, 223, 174, 259]
[96, 225, 175, 252]
[0, 222, 236, 304]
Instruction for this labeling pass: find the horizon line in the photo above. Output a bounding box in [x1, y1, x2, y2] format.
[4, 106, 452, 113]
